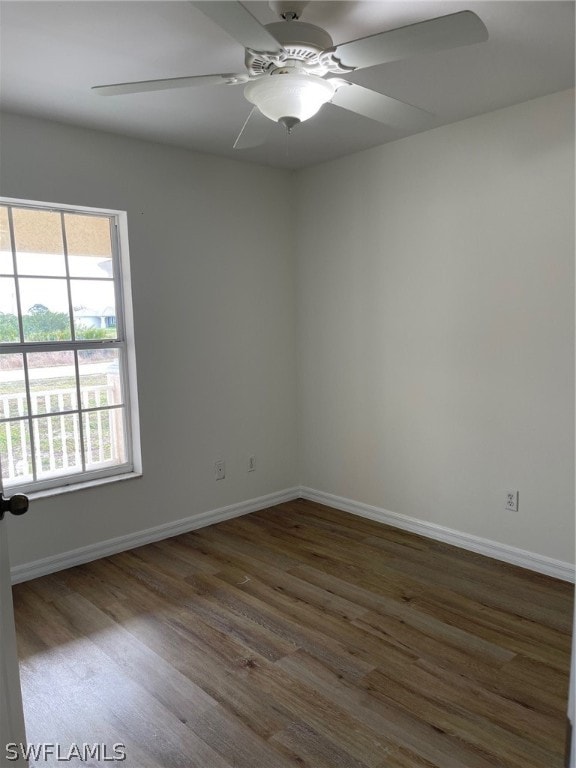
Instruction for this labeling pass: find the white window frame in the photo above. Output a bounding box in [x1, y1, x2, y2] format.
[0, 196, 141, 496]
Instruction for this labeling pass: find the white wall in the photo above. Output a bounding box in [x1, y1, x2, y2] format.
[2, 89, 574, 572]
[296, 90, 575, 564]
[0, 113, 298, 568]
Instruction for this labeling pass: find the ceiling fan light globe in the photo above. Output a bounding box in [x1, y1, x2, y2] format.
[244, 73, 336, 124]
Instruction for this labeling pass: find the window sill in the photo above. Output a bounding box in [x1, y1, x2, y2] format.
[24, 471, 143, 501]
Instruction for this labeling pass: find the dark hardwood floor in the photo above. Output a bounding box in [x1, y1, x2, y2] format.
[13, 499, 574, 767]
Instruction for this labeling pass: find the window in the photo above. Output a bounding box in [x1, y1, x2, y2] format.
[0, 198, 140, 494]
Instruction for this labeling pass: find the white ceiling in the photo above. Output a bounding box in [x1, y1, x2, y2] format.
[0, 1, 574, 169]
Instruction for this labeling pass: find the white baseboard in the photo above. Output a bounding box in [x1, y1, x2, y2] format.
[10, 487, 301, 584]
[299, 486, 575, 583]
[11, 484, 574, 585]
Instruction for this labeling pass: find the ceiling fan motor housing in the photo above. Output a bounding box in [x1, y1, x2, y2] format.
[245, 21, 353, 77]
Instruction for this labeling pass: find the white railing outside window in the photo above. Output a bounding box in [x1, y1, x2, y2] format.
[1, 383, 123, 482]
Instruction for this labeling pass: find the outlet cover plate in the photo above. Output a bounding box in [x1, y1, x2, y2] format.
[505, 490, 519, 512]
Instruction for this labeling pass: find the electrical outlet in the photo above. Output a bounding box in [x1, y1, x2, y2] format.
[248, 455, 256, 472]
[505, 490, 519, 512]
[215, 460, 225, 481]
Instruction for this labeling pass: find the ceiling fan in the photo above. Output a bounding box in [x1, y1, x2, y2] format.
[92, 1, 488, 149]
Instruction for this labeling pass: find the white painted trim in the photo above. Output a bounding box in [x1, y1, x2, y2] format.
[10, 487, 300, 584]
[299, 487, 575, 583]
[11, 484, 574, 585]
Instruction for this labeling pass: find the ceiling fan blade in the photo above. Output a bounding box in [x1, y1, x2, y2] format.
[332, 11, 488, 71]
[92, 73, 248, 96]
[330, 82, 433, 131]
[234, 107, 272, 150]
[192, 1, 284, 54]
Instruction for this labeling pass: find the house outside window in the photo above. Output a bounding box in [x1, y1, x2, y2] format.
[0, 198, 141, 494]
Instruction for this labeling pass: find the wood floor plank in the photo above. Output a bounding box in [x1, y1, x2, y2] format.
[270, 720, 375, 768]
[16, 594, 234, 768]
[179, 571, 375, 682]
[384, 557, 571, 632]
[13, 499, 573, 768]
[213, 558, 543, 734]
[183, 704, 299, 768]
[363, 662, 561, 768]
[406, 593, 571, 669]
[107, 600, 295, 741]
[117, 550, 299, 663]
[363, 662, 564, 757]
[276, 650, 499, 768]
[290, 560, 571, 671]
[214, 560, 368, 622]
[361, 533, 571, 610]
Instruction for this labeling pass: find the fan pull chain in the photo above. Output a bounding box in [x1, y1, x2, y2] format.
[284, 123, 291, 164]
